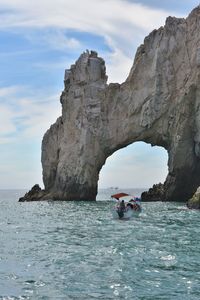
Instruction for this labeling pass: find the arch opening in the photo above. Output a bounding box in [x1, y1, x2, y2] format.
[98, 142, 168, 197]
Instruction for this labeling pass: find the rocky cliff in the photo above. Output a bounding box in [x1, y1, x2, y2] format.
[20, 6, 200, 201]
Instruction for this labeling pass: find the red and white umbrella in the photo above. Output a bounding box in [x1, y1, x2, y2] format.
[111, 192, 136, 202]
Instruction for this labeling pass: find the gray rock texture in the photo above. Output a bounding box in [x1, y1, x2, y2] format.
[20, 6, 200, 201]
[141, 183, 165, 202]
[187, 187, 200, 209]
[19, 184, 46, 202]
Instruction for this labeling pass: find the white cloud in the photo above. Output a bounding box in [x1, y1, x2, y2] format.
[0, 105, 16, 135]
[25, 30, 81, 52]
[0, 0, 176, 30]
[0, 0, 180, 82]
[43, 32, 81, 51]
[105, 47, 133, 83]
[0, 84, 60, 188]
[17, 94, 61, 139]
[0, 86, 24, 141]
[0, 85, 61, 144]
[0, 85, 22, 97]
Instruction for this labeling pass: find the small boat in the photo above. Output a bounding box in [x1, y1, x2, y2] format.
[111, 192, 142, 220]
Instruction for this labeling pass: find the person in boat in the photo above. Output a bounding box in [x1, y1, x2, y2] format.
[117, 199, 126, 219]
[132, 202, 141, 211]
[119, 200, 126, 211]
[128, 199, 141, 211]
[126, 202, 133, 209]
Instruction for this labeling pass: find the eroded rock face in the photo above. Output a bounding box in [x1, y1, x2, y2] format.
[21, 6, 200, 201]
[141, 183, 164, 202]
[19, 184, 46, 202]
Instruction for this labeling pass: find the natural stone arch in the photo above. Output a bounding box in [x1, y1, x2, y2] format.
[20, 7, 200, 202]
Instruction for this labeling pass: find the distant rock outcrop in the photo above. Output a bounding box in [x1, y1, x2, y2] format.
[141, 183, 164, 202]
[19, 184, 46, 202]
[20, 6, 200, 202]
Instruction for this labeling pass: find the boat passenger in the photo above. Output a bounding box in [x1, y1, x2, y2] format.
[127, 203, 133, 209]
[119, 200, 126, 211]
[132, 203, 141, 211]
[117, 200, 126, 218]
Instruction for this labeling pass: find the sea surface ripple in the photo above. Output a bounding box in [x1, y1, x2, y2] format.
[0, 189, 200, 299]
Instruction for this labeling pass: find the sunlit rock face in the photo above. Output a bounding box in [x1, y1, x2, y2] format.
[29, 7, 200, 201]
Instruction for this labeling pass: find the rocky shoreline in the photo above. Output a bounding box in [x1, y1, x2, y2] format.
[141, 183, 165, 202]
[19, 183, 200, 209]
[19, 183, 166, 202]
[19, 185, 50, 202]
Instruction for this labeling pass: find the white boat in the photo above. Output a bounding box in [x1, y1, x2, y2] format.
[111, 192, 142, 220]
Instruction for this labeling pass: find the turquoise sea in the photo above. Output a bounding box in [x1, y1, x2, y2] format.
[0, 189, 200, 300]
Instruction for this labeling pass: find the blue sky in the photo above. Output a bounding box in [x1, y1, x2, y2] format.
[0, 0, 199, 189]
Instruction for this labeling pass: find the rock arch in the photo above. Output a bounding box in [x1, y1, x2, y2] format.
[21, 7, 200, 201]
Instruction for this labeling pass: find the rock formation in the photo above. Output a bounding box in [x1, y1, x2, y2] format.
[19, 184, 46, 202]
[187, 187, 200, 208]
[20, 6, 200, 202]
[141, 183, 164, 202]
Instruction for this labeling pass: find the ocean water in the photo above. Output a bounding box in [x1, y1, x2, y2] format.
[0, 189, 200, 300]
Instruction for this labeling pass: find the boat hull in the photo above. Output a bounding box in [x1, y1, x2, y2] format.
[112, 208, 141, 220]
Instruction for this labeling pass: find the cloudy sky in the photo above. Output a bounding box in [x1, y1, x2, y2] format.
[0, 0, 199, 189]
